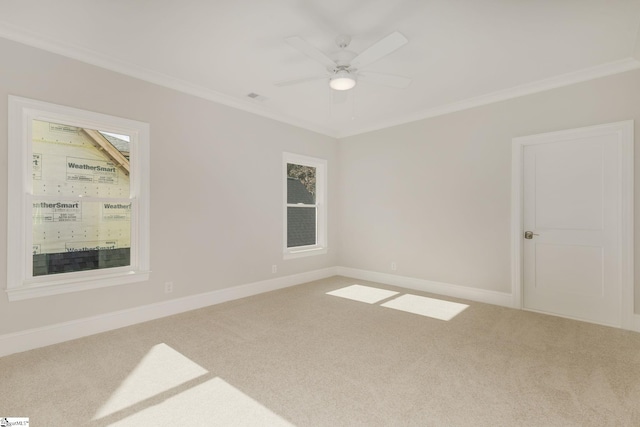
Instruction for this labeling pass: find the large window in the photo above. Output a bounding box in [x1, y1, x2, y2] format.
[283, 153, 327, 259]
[7, 96, 150, 300]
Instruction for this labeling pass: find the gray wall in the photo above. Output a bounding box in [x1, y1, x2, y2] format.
[2, 36, 640, 337]
[338, 68, 640, 313]
[0, 38, 339, 335]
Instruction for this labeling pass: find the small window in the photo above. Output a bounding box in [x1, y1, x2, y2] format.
[7, 96, 150, 300]
[283, 153, 327, 259]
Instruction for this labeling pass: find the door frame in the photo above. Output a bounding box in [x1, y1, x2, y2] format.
[511, 121, 634, 329]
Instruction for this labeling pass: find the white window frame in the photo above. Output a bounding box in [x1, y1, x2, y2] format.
[283, 152, 327, 259]
[7, 96, 150, 301]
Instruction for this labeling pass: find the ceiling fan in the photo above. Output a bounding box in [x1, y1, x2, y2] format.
[276, 32, 411, 92]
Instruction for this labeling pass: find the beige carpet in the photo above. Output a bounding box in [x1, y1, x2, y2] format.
[2, 276, 640, 426]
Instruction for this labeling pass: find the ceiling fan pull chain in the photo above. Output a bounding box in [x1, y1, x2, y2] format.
[351, 86, 356, 120]
[328, 86, 334, 120]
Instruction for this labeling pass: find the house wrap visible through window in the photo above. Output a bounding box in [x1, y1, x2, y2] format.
[32, 121, 132, 276]
[283, 153, 327, 259]
[7, 96, 150, 301]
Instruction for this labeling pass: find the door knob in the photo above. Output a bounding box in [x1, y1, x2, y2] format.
[524, 231, 539, 239]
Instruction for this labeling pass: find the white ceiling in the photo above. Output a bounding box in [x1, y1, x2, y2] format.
[1, 0, 639, 138]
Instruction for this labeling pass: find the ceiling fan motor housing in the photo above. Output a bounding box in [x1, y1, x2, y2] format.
[330, 50, 357, 70]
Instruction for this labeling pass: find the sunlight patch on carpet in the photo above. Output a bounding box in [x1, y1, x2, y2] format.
[326, 284, 399, 304]
[381, 294, 469, 321]
[93, 343, 208, 420]
[107, 377, 294, 426]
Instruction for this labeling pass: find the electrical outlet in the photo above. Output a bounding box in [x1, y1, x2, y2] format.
[391, 262, 397, 271]
[272, 264, 277, 274]
[164, 281, 174, 293]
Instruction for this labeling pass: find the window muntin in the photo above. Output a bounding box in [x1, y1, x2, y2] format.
[283, 153, 326, 258]
[8, 96, 150, 300]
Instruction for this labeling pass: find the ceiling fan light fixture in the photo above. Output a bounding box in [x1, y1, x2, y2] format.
[329, 70, 356, 91]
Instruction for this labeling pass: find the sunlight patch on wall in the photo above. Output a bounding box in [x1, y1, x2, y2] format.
[381, 294, 469, 321]
[326, 284, 399, 304]
[93, 343, 208, 420]
[107, 377, 294, 426]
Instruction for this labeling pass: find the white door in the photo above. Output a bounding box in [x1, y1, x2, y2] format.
[521, 123, 631, 327]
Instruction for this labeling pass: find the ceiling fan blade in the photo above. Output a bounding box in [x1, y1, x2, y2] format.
[275, 75, 327, 87]
[285, 36, 337, 69]
[350, 31, 408, 69]
[358, 71, 412, 89]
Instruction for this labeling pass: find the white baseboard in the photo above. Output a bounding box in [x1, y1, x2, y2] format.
[2, 265, 634, 358]
[0, 267, 338, 358]
[335, 267, 514, 308]
[633, 314, 640, 333]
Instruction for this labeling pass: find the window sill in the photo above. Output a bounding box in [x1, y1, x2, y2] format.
[6, 270, 150, 301]
[283, 247, 328, 260]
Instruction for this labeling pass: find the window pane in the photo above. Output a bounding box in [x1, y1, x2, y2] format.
[287, 206, 316, 247]
[32, 119, 130, 198]
[32, 199, 131, 276]
[287, 163, 316, 204]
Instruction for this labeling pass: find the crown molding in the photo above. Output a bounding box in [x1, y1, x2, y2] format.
[1, 22, 638, 141]
[0, 23, 339, 139]
[337, 57, 640, 138]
